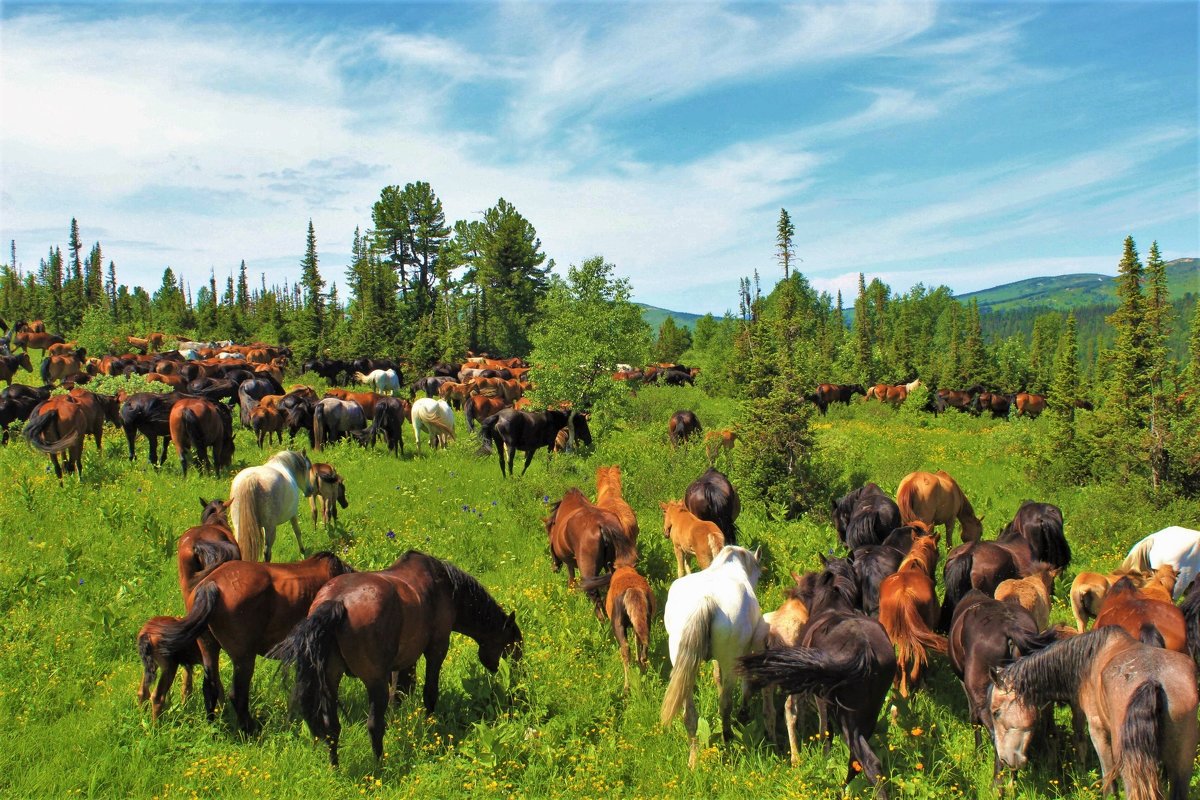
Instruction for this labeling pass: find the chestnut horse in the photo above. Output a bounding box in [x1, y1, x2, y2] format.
[168, 396, 234, 476]
[1071, 568, 1150, 633]
[760, 588, 811, 766]
[878, 532, 946, 697]
[668, 410, 702, 446]
[545, 488, 637, 619]
[995, 565, 1059, 631]
[1014, 392, 1047, 418]
[896, 470, 983, 546]
[661, 500, 724, 576]
[1094, 576, 1188, 653]
[594, 464, 639, 544]
[24, 389, 120, 481]
[271, 551, 522, 765]
[579, 565, 656, 692]
[703, 429, 737, 467]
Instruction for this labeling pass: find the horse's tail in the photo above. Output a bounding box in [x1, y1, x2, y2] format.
[624, 586, 653, 652]
[1110, 679, 1167, 800]
[230, 475, 262, 562]
[879, 584, 947, 697]
[464, 398, 478, 431]
[1137, 623, 1166, 649]
[153, 583, 219, 663]
[601, 520, 638, 569]
[738, 642, 872, 696]
[24, 409, 80, 453]
[896, 477, 917, 524]
[479, 412, 501, 456]
[938, 548, 974, 632]
[702, 482, 737, 546]
[312, 403, 326, 450]
[271, 599, 347, 747]
[1006, 625, 1063, 658]
[577, 572, 613, 595]
[1181, 584, 1200, 666]
[1119, 539, 1152, 574]
[178, 407, 205, 450]
[661, 595, 716, 725]
[39, 356, 51, 384]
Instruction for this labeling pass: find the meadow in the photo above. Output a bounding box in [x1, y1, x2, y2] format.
[1, 378, 1198, 799]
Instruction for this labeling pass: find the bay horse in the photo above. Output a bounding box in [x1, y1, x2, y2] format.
[150, 552, 354, 730]
[24, 389, 121, 481]
[831, 482, 901, 549]
[739, 563, 896, 798]
[312, 397, 367, 450]
[229, 450, 314, 562]
[662, 546, 767, 769]
[1094, 576, 1188, 653]
[14, 330, 63, 352]
[482, 407, 589, 476]
[878, 531, 946, 697]
[177, 498, 241, 597]
[271, 551, 522, 765]
[684, 468, 739, 546]
[249, 406, 286, 447]
[814, 383, 866, 414]
[668, 410, 702, 446]
[307, 462, 348, 525]
[354, 396, 408, 455]
[464, 393, 507, 431]
[0, 352, 32, 385]
[1119, 526, 1200, 599]
[703, 429, 736, 467]
[168, 396, 234, 476]
[1000, 501, 1070, 570]
[947, 591, 1061, 778]
[661, 500, 724, 576]
[939, 531, 1053, 631]
[545, 488, 637, 619]
[594, 464, 639, 544]
[411, 397, 456, 452]
[120, 391, 180, 465]
[40, 349, 89, 384]
[989, 625, 1198, 800]
[1014, 392, 1047, 418]
[937, 385, 983, 413]
[578, 565, 656, 692]
[972, 391, 1013, 419]
[896, 469, 983, 546]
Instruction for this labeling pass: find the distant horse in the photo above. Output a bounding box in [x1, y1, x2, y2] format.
[120, 392, 180, 465]
[464, 394, 507, 431]
[578, 566, 656, 692]
[594, 464, 639, 544]
[545, 488, 637, 618]
[662, 546, 767, 768]
[0, 353, 32, 385]
[868, 378, 921, 406]
[1094, 576, 1188, 653]
[15, 330, 64, 352]
[661, 500, 724, 576]
[831, 482, 901, 549]
[989, 626, 1197, 799]
[324, 388, 381, 420]
[1119, 526, 1200, 599]
[150, 552, 354, 730]
[1000, 501, 1070, 570]
[703, 429, 736, 467]
[411, 397, 456, 452]
[1014, 392, 1047, 418]
[684, 468, 739, 546]
[815, 383, 866, 414]
[271, 551, 521, 765]
[482, 408, 590, 477]
[879, 532, 946, 697]
[301, 358, 348, 386]
[312, 397, 366, 450]
[308, 462, 348, 525]
[229, 450, 314, 562]
[40, 349, 88, 384]
[995, 566, 1059, 631]
[972, 391, 1013, 419]
[168, 396, 234, 477]
[938, 385, 983, 413]
[947, 591, 1060, 778]
[24, 389, 121, 481]
[740, 563, 896, 798]
[354, 369, 400, 396]
[896, 469, 983, 546]
[355, 396, 408, 455]
[668, 410, 702, 446]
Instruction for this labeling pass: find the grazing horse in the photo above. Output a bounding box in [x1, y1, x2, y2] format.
[850, 526, 919, 616]
[1000, 501, 1071, 570]
[249, 406, 286, 447]
[879, 532, 946, 697]
[308, 462, 348, 525]
[229, 450, 313, 562]
[312, 397, 366, 450]
[0, 352, 32, 385]
[989, 626, 1197, 800]
[661, 500, 724, 576]
[24, 390, 121, 481]
[323, 388, 381, 419]
[410, 397, 456, 452]
[0, 384, 50, 444]
[464, 394, 507, 431]
[271, 551, 522, 765]
[739, 564, 896, 798]
[703, 429, 736, 467]
[1119, 526, 1200, 599]
[896, 469, 983, 546]
[354, 369, 400, 396]
[177, 499, 241, 597]
[947, 591, 1061, 778]
[814, 383, 866, 414]
[594, 464, 639, 544]
[168, 396, 234, 476]
[662, 546, 767, 769]
[120, 392, 180, 465]
[1094, 576, 1188, 653]
[578, 566, 656, 692]
[545, 488, 637, 619]
[668, 410, 702, 446]
[995, 565, 1059, 632]
[831, 482, 901, 549]
[1014, 392, 1047, 418]
[482, 408, 590, 477]
[355, 396, 409, 455]
[972, 391, 1013, 419]
[1071, 568, 1151, 633]
[684, 468, 740, 546]
[150, 552, 354, 731]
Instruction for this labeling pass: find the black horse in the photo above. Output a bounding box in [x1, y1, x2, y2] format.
[684, 468, 739, 546]
[302, 358, 349, 386]
[0, 384, 50, 444]
[352, 396, 409, 456]
[661, 368, 694, 387]
[481, 408, 591, 477]
[849, 526, 920, 615]
[120, 392, 181, 465]
[999, 501, 1070, 570]
[186, 378, 239, 406]
[831, 483, 901, 550]
[412, 376, 454, 399]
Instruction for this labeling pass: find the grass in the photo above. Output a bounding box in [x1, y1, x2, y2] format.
[0, 378, 1197, 799]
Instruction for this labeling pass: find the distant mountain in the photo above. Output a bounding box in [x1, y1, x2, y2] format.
[958, 258, 1197, 313]
[636, 303, 704, 330]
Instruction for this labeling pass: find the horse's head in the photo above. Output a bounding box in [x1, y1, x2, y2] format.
[479, 610, 523, 672]
[987, 673, 1038, 770]
[199, 497, 229, 525]
[659, 500, 682, 539]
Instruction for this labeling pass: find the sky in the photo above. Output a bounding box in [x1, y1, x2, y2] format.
[1, 1, 1196, 316]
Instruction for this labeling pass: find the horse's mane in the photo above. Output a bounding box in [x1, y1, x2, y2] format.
[270, 449, 309, 476]
[1119, 538, 1155, 574]
[996, 624, 1128, 705]
[308, 550, 356, 575]
[402, 550, 509, 627]
[710, 545, 761, 585]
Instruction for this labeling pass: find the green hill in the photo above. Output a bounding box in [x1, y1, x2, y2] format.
[636, 303, 704, 330]
[958, 257, 1197, 313]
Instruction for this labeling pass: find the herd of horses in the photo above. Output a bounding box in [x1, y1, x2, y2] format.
[807, 380, 1092, 418]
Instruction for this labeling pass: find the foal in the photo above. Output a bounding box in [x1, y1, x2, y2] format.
[308, 462, 349, 525]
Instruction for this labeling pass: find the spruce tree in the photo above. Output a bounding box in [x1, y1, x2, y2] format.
[1143, 242, 1171, 489]
[1106, 236, 1148, 424]
[1047, 312, 1084, 480]
[776, 208, 795, 280]
[852, 273, 873, 384]
[236, 260, 250, 313]
[295, 220, 325, 358]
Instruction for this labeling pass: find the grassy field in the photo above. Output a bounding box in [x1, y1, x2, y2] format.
[1, 379, 1198, 799]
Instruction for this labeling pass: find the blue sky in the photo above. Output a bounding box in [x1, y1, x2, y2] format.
[1, 1, 1196, 315]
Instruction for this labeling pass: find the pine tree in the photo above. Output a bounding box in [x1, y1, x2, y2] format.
[84, 242, 104, 306]
[852, 273, 873, 384]
[295, 220, 326, 358]
[1047, 312, 1084, 481]
[236, 260, 250, 313]
[105, 260, 118, 321]
[776, 208, 795, 280]
[960, 299, 989, 385]
[1106, 236, 1148, 424]
[1143, 242, 1171, 489]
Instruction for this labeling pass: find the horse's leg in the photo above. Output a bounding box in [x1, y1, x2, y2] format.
[613, 616, 632, 693]
[818, 698, 833, 754]
[421, 640, 450, 713]
[309, 494, 318, 524]
[717, 658, 736, 743]
[229, 655, 257, 732]
[50, 453, 62, 483]
[1088, 716, 1115, 796]
[263, 524, 276, 563]
[289, 515, 306, 556]
[684, 694, 700, 769]
[199, 636, 223, 720]
[150, 661, 178, 721]
[1072, 703, 1089, 768]
[946, 515, 957, 548]
[846, 718, 887, 798]
[674, 544, 687, 578]
[785, 693, 803, 766]
[366, 678, 390, 761]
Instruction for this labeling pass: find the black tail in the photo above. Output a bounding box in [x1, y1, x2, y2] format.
[478, 412, 500, 455]
[703, 482, 737, 546]
[1180, 582, 1200, 668]
[271, 600, 347, 742]
[154, 583, 219, 662]
[578, 572, 614, 594]
[738, 644, 873, 696]
[939, 549, 974, 632]
[1111, 680, 1166, 799]
[1138, 623, 1166, 649]
[464, 400, 477, 431]
[600, 522, 638, 569]
[191, 539, 241, 572]
[39, 357, 51, 384]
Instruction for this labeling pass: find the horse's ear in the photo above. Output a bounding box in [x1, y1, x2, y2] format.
[989, 665, 1006, 687]
[659, 501, 668, 510]
[507, 610, 517, 625]
[830, 497, 838, 511]
[199, 497, 209, 508]
[818, 552, 828, 565]
[753, 546, 762, 563]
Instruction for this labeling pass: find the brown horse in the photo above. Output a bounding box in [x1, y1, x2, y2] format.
[1071, 568, 1150, 632]
[168, 396, 234, 476]
[0, 353, 33, 385]
[668, 410, 702, 446]
[1095, 576, 1188, 653]
[661, 500, 724, 576]
[815, 383, 866, 414]
[703, 429, 737, 467]
[249, 405, 285, 447]
[995, 565, 1059, 631]
[271, 551, 522, 765]
[594, 464, 639, 544]
[464, 393, 507, 431]
[761, 589, 811, 765]
[14, 330, 63, 352]
[308, 462, 348, 525]
[24, 389, 120, 481]
[150, 552, 354, 730]
[176, 499, 241, 598]
[40, 349, 88, 384]
[1014, 392, 1047, 418]
[896, 469, 983, 546]
[578, 565, 656, 692]
[137, 616, 203, 720]
[545, 488, 637, 619]
[878, 532, 946, 697]
[323, 388, 380, 419]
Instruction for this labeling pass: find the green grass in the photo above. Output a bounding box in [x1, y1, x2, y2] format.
[1, 379, 1197, 799]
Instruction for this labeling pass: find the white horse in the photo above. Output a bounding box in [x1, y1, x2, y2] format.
[661, 545, 769, 768]
[411, 397, 456, 452]
[355, 368, 400, 396]
[229, 450, 313, 562]
[1120, 526, 1200, 599]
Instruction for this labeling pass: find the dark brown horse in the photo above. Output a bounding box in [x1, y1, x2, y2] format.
[1000, 501, 1070, 570]
[545, 488, 637, 619]
[0, 383, 49, 444]
[272, 551, 522, 765]
[0, 352, 32, 386]
[815, 383, 866, 414]
[120, 391, 181, 465]
[176, 499, 241, 598]
[831, 482, 901, 549]
[482, 408, 592, 477]
[972, 391, 1013, 418]
[668, 410, 702, 446]
[353, 395, 409, 455]
[684, 468, 740, 546]
[24, 389, 120, 480]
[169, 396, 234, 476]
[150, 552, 354, 730]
